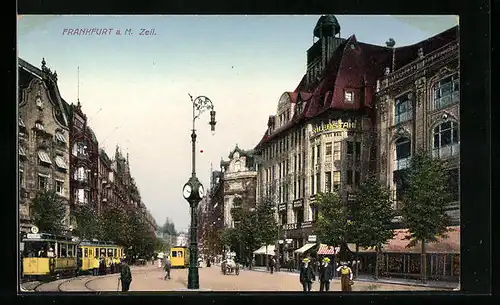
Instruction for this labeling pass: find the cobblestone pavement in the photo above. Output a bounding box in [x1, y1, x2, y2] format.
[49, 265, 443, 292]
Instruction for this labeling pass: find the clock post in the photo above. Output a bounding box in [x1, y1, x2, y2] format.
[182, 94, 216, 290]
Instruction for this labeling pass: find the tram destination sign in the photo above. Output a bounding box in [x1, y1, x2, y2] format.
[310, 119, 357, 137]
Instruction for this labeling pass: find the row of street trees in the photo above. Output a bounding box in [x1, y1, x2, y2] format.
[221, 196, 278, 268]
[29, 190, 160, 262]
[314, 151, 454, 283]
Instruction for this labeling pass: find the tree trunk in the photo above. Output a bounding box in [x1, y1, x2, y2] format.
[265, 245, 269, 271]
[355, 243, 359, 279]
[374, 248, 379, 280]
[421, 239, 427, 284]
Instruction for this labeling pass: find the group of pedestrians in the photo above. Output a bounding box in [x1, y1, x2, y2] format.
[299, 257, 354, 292]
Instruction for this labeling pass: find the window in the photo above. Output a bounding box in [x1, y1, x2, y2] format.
[447, 168, 459, 202]
[433, 121, 459, 158]
[311, 175, 315, 194]
[171, 251, 177, 257]
[55, 180, 64, 195]
[19, 170, 24, 187]
[347, 141, 354, 155]
[55, 156, 68, 170]
[38, 151, 52, 165]
[178, 251, 183, 257]
[325, 172, 332, 193]
[333, 171, 341, 190]
[433, 74, 459, 110]
[294, 180, 297, 199]
[302, 178, 306, 197]
[311, 205, 319, 222]
[84, 248, 88, 258]
[316, 173, 321, 193]
[354, 171, 361, 186]
[344, 91, 354, 103]
[294, 155, 297, 172]
[347, 170, 353, 185]
[38, 174, 49, 190]
[295, 209, 304, 224]
[355, 142, 361, 161]
[316, 145, 321, 161]
[393, 169, 409, 208]
[325, 142, 332, 157]
[395, 94, 413, 124]
[395, 138, 411, 170]
[333, 142, 341, 160]
[55, 132, 66, 144]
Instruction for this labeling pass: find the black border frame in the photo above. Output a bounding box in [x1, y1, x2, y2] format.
[5, 0, 492, 304]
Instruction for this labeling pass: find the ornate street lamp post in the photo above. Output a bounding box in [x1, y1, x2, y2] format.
[182, 94, 216, 289]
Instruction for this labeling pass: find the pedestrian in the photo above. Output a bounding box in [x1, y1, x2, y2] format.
[319, 257, 334, 292]
[269, 256, 275, 274]
[163, 257, 172, 280]
[299, 258, 315, 292]
[336, 262, 354, 292]
[119, 258, 132, 292]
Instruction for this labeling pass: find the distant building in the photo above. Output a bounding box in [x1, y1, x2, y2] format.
[176, 232, 188, 247]
[220, 145, 258, 228]
[18, 58, 71, 233]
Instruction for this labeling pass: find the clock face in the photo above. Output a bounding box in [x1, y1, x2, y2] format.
[198, 185, 204, 198]
[183, 184, 192, 199]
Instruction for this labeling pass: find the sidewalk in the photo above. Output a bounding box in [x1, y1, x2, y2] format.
[248, 266, 458, 290]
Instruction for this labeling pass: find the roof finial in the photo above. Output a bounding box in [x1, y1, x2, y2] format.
[77, 66, 81, 107]
[41, 58, 46, 68]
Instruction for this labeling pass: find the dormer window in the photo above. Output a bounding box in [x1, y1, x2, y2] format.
[35, 121, 45, 131]
[36, 97, 43, 109]
[344, 91, 354, 103]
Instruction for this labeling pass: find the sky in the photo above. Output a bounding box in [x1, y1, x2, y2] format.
[17, 15, 458, 231]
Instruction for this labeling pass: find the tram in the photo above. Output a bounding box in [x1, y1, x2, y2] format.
[21, 232, 79, 279]
[78, 240, 125, 275]
[170, 246, 189, 268]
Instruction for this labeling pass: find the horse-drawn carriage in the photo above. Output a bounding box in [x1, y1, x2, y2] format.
[220, 258, 240, 275]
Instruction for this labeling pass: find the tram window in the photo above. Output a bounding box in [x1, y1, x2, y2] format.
[113, 249, 117, 257]
[23, 241, 46, 257]
[108, 249, 113, 257]
[101, 248, 106, 257]
[61, 244, 67, 257]
[67, 244, 74, 257]
[89, 249, 93, 257]
[171, 251, 177, 258]
[178, 251, 183, 257]
[77, 247, 82, 258]
[84, 248, 88, 258]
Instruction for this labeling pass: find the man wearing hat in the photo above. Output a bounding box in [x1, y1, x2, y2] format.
[319, 257, 334, 292]
[336, 262, 353, 292]
[119, 258, 132, 292]
[299, 258, 315, 292]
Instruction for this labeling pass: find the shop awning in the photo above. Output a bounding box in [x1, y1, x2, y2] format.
[294, 243, 316, 254]
[318, 244, 339, 255]
[253, 245, 275, 255]
[382, 226, 460, 254]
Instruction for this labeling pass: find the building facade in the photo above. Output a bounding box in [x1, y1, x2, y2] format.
[254, 16, 390, 258]
[18, 58, 72, 233]
[97, 148, 113, 214]
[220, 145, 258, 228]
[199, 170, 225, 257]
[375, 26, 460, 224]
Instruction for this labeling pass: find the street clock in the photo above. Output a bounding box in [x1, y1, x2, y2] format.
[182, 176, 204, 202]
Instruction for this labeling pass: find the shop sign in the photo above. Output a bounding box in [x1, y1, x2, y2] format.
[285, 239, 293, 244]
[282, 223, 300, 231]
[27, 233, 41, 239]
[292, 199, 304, 208]
[278, 240, 284, 244]
[278, 203, 287, 212]
[301, 221, 313, 229]
[308, 235, 317, 242]
[310, 119, 357, 137]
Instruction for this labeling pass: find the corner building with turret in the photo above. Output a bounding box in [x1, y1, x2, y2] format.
[253, 16, 460, 274]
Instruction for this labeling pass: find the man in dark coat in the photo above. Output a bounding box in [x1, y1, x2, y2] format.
[319, 257, 334, 292]
[163, 257, 172, 280]
[269, 256, 276, 274]
[299, 258, 315, 292]
[119, 259, 132, 292]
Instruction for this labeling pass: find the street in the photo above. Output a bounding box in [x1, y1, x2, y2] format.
[26, 264, 445, 292]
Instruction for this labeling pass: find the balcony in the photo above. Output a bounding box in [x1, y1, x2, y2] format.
[301, 221, 313, 229]
[278, 203, 287, 212]
[292, 198, 304, 209]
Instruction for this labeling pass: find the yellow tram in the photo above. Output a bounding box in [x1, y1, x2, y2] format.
[21, 232, 79, 278]
[78, 240, 125, 275]
[170, 246, 189, 268]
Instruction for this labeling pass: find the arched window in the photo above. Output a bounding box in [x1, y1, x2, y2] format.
[433, 121, 459, 158]
[432, 73, 459, 110]
[395, 137, 411, 170]
[394, 94, 412, 124]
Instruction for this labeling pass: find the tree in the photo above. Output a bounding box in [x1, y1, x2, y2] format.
[30, 190, 67, 235]
[160, 217, 178, 237]
[256, 197, 279, 268]
[229, 206, 261, 267]
[351, 175, 395, 279]
[401, 151, 452, 283]
[313, 192, 350, 261]
[71, 204, 101, 239]
[99, 202, 130, 246]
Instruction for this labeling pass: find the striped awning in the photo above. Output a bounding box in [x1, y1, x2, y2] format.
[55, 156, 68, 169]
[318, 244, 340, 255]
[19, 146, 26, 156]
[55, 132, 66, 143]
[37, 151, 52, 164]
[19, 117, 25, 127]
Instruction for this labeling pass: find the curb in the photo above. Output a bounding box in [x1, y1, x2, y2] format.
[248, 268, 456, 290]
